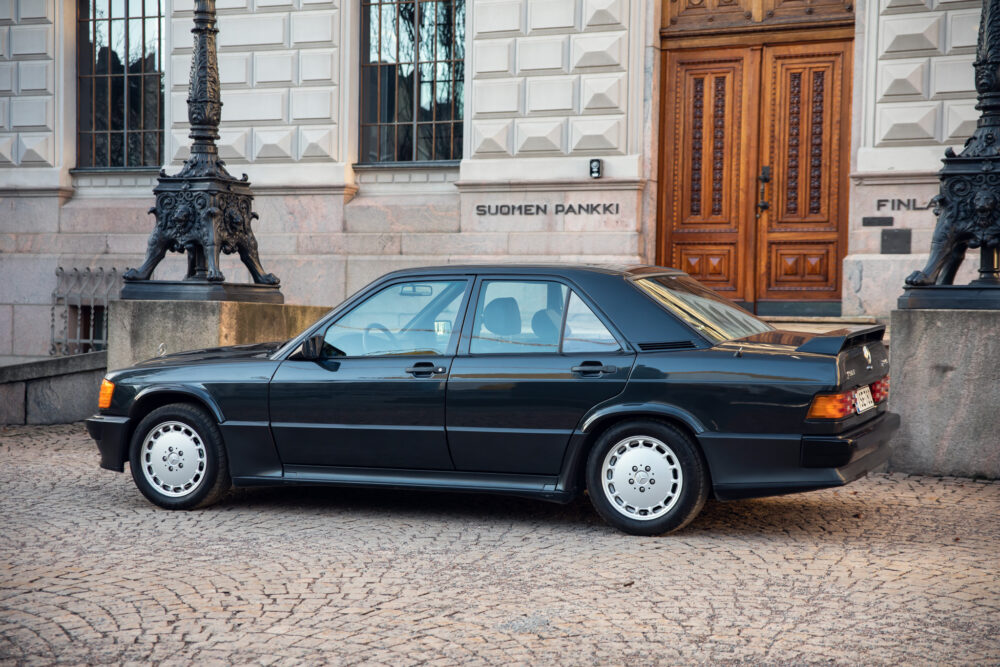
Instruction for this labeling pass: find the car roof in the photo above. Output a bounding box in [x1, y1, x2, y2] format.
[380, 263, 685, 280]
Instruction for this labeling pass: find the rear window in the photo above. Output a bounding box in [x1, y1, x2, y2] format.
[633, 274, 773, 343]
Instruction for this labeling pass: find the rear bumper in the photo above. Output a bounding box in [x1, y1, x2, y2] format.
[85, 414, 132, 472]
[701, 411, 900, 501]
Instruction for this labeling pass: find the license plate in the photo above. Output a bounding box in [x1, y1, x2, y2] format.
[854, 385, 875, 414]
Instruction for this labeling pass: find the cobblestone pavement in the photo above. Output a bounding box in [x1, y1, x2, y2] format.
[1, 424, 998, 665]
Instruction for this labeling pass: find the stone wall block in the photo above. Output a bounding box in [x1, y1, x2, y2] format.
[474, 39, 514, 76]
[298, 126, 335, 159]
[528, 0, 576, 32]
[878, 59, 927, 100]
[889, 309, 1000, 478]
[584, 0, 626, 28]
[217, 14, 287, 48]
[25, 370, 103, 425]
[10, 95, 49, 129]
[943, 100, 978, 141]
[16, 59, 48, 93]
[220, 90, 287, 123]
[400, 232, 509, 256]
[570, 32, 625, 70]
[0, 133, 13, 163]
[344, 196, 461, 233]
[299, 49, 336, 83]
[0, 63, 13, 92]
[508, 231, 638, 255]
[474, 79, 522, 115]
[12, 304, 51, 354]
[9, 25, 50, 57]
[930, 56, 975, 97]
[569, 116, 623, 152]
[0, 303, 12, 354]
[290, 87, 335, 121]
[475, 1, 524, 36]
[517, 36, 567, 74]
[880, 15, 943, 57]
[251, 194, 345, 234]
[515, 118, 566, 154]
[525, 76, 575, 114]
[581, 74, 625, 112]
[876, 102, 938, 143]
[290, 11, 337, 45]
[471, 119, 513, 155]
[0, 381, 25, 424]
[947, 9, 981, 52]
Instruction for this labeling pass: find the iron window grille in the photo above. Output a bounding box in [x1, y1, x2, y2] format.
[50, 268, 122, 356]
[360, 0, 465, 164]
[76, 0, 165, 168]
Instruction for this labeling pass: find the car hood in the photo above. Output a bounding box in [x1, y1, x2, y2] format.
[131, 341, 285, 368]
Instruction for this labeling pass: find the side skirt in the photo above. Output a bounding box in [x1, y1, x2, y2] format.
[232, 465, 575, 504]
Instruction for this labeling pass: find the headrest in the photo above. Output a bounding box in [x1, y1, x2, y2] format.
[483, 297, 521, 336]
[531, 308, 562, 342]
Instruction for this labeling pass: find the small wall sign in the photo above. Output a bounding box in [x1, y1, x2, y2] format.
[475, 203, 621, 216]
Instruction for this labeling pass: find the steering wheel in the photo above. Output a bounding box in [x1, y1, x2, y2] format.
[362, 322, 398, 354]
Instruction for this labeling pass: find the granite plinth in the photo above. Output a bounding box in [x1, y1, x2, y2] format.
[108, 300, 329, 370]
[120, 281, 284, 304]
[898, 285, 1000, 310]
[888, 309, 1000, 478]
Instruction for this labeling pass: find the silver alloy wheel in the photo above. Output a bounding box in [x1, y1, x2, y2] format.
[140, 420, 208, 498]
[601, 435, 684, 521]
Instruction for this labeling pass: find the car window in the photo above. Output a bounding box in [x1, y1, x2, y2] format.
[562, 292, 621, 353]
[470, 280, 569, 354]
[323, 280, 467, 357]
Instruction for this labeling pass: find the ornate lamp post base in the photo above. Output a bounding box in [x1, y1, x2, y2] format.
[121, 0, 281, 303]
[900, 0, 1000, 309]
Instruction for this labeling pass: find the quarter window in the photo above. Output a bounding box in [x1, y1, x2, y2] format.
[77, 0, 165, 168]
[323, 280, 467, 357]
[360, 0, 465, 163]
[562, 292, 620, 354]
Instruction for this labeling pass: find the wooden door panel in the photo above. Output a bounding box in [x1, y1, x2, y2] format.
[758, 42, 850, 301]
[659, 48, 759, 301]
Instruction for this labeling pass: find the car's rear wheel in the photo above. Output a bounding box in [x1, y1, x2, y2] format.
[586, 420, 709, 536]
[128, 403, 231, 510]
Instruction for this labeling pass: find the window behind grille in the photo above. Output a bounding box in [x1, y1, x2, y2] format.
[77, 0, 165, 168]
[360, 0, 466, 164]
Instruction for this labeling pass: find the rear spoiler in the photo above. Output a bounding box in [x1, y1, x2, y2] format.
[795, 325, 886, 356]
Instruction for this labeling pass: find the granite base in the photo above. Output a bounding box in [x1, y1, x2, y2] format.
[888, 308, 1000, 478]
[108, 300, 330, 370]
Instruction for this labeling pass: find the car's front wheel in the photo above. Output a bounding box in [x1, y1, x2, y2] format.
[586, 420, 709, 536]
[128, 403, 231, 510]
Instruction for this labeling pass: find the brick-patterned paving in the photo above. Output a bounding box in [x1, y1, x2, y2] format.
[1, 424, 998, 664]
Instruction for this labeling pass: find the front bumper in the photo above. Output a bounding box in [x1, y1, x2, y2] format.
[85, 414, 132, 472]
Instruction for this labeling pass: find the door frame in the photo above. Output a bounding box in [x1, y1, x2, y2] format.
[656, 25, 854, 314]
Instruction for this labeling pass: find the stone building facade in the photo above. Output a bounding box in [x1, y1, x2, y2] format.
[0, 0, 984, 357]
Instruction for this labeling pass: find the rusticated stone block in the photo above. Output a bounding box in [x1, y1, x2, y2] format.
[888, 309, 1000, 478]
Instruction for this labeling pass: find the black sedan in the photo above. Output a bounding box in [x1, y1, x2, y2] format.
[87, 265, 899, 535]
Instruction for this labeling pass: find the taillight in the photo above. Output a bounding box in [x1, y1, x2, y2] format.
[871, 375, 890, 403]
[98, 379, 115, 409]
[807, 390, 856, 419]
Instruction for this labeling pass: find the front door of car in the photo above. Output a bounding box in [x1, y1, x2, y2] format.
[446, 278, 635, 475]
[269, 278, 471, 470]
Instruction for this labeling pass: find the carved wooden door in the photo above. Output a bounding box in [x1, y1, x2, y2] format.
[659, 40, 851, 309]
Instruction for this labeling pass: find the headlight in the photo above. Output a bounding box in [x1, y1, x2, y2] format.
[98, 379, 115, 409]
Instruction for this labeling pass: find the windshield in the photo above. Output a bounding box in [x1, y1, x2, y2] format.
[634, 274, 774, 343]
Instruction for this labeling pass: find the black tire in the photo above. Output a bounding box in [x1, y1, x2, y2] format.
[586, 419, 709, 536]
[128, 403, 231, 510]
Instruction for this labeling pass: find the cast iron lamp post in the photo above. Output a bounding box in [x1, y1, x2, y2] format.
[121, 0, 281, 302]
[901, 0, 1000, 308]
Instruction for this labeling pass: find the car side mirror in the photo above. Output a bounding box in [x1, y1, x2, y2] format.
[298, 334, 326, 361]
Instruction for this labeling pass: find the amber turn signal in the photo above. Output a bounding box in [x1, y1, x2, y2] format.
[807, 390, 855, 420]
[98, 379, 115, 409]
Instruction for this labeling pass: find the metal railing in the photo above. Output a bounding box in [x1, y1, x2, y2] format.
[50, 267, 122, 356]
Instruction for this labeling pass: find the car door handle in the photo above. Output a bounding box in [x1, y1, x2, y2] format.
[406, 362, 447, 378]
[571, 363, 617, 376]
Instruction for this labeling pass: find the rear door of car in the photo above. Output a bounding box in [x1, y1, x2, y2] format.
[269, 276, 472, 470]
[445, 275, 635, 475]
